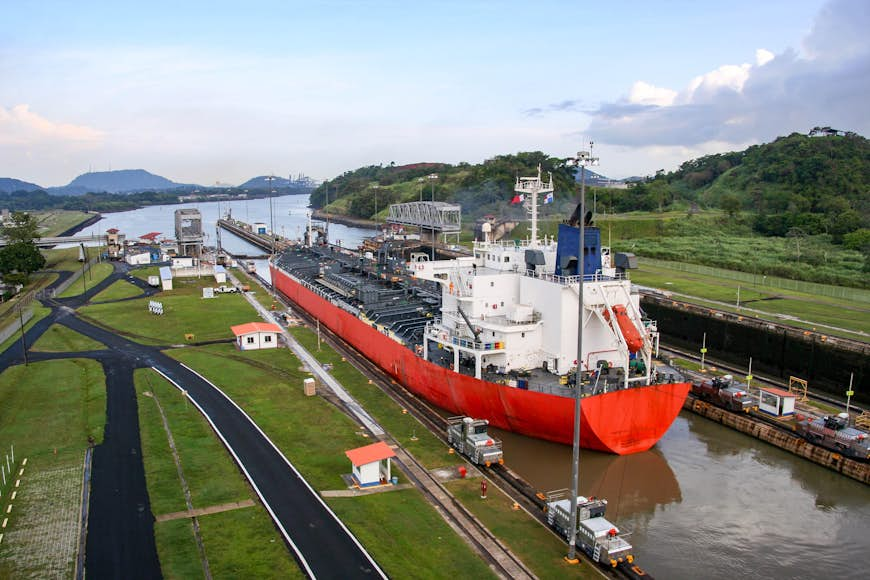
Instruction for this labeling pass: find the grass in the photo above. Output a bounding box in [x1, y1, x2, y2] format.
[42, 247, 86, 272]
[327, 490, 496, 579]
[0, 358, 105, 466]
[630, 261, 870, 338]
[445, 478, 596, 579]
[232, 268, 275, 309]
[0, 304, 51, 354]
[79, 277, 255, 345]
[135, 369, 251, 514]
[92, 279, 146, 302]
[31, 323, 106, 352]
[196, 508, 303, 579]
[133, 369, 301, 578]
[34, 210, 94, 237]
[58, 262, 115, 298]
[288, 326, 463, 470]
[165, 344, 494, 575]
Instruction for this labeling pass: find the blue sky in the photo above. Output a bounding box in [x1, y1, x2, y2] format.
[2, 0, 866, 186]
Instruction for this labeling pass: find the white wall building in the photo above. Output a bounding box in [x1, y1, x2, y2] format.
[230, 322, 281, 350]
[345, 441, 396, 487]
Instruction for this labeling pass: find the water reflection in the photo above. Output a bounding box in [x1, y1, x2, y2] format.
[491, 427, 682, 518]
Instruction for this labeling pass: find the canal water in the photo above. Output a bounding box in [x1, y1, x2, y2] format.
[70, 197, 869, 579]
[70, 194, 372, 284]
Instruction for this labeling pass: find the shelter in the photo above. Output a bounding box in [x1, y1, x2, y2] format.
[159, 266, 173, 291]
[759, 387, 796, 417]
[231, 322, 281, 350]
[345, 441, 396, 488]
[214, 265, 227, 284]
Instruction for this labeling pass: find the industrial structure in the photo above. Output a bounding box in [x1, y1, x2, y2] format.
[174, 208, 203, 258]
[386, 201, 461, 245]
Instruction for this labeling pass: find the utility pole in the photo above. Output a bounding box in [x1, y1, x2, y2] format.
[428, 173, 438, 259]
[845, 373, 855, 418]
[566, 143, 598, 564]
[700, 332, 707, 371]
[266, 175, 276, 255]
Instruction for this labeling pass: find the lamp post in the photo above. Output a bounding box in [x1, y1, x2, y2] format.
[566, 143, 599, 564]
[265, 175, 276, 254]
[428, 173, 438, 259]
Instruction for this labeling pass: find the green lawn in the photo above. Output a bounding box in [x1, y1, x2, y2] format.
[92, 279, 146, 302]
[0, 304, 51, 355]
[35, 210, 94, 237]
[134, 368, 301, 578]
[0, 358, 105, 466]
[135, 369, 251, 514]
[79, 277, 255, 344]
[31, 324, 106, 352]
[58, 262, 115, 298]
[631, 262, 870, 338]
[42, 247, 86, 272]
[288, 327, 463, 470]
[445, 478, 595, 579]
[327, 490, 496, 579]
[166, 344, 493, 576]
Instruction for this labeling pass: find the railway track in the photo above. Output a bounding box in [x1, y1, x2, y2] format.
[660, 343, 866, 415]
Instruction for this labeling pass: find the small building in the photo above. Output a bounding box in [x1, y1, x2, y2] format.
[159, 266, 173, 291]
[125, 250, 152, 266]
[345, 441, 396, 488]
[231, 322, 281, 350]
[758, 387, 797, 417]
[172, 256, 197, 269]
[214, 265, 227, 284]
[253, 222, 268, 235]
[139, 231, 162, 244]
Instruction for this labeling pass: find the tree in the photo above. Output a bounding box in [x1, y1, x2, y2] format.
[0, 241, 46, 285]
[720, 193, 741, 218]
[1, 211, 41, 243]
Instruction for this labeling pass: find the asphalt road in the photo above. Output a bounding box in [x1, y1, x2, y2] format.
[2, 263, 385, 579]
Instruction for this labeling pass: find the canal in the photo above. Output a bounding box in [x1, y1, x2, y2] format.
[71, 196, 869, 579]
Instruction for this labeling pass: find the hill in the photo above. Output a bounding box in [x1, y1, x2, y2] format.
[311, 153, 600, 223]
[619, 131, 869, 243]
[52, 169, 182, 195]
[0, 177, 42, 193]
[238, 175, 317, 192]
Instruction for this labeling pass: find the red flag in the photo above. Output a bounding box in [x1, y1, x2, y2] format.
[511, 193, 524, 205]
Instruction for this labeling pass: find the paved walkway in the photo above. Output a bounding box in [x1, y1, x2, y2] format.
[156, 499, 257, 522]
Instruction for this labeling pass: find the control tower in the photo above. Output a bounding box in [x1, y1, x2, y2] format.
[174, 208, 203, 257]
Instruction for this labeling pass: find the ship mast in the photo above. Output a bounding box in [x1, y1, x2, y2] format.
[514, 165, 553, 247]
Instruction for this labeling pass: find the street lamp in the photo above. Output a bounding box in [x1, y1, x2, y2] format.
[265, 175, 276, 254]
[428, 173, 438, 258]
[565, 142, 600, 564]
[371, 184, 380, 234]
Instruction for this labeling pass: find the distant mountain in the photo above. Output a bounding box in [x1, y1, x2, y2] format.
[50, 169, 185, 195]
[0, 177, 42, 193]
[572, 168, 621, 187]
[238, 175, 317, 190]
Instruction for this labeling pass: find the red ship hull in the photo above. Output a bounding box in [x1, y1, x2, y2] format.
[272, 265, 690, 455]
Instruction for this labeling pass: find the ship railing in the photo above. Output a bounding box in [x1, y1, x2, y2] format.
[525, 270, 626, 285]
[441, 309, 541, 326]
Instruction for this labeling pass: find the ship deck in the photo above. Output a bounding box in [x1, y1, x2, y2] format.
[273, 245, 684, 399]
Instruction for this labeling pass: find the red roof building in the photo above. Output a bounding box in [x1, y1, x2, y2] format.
[230, 322, 282, 351]
[345, 441, 396, 487]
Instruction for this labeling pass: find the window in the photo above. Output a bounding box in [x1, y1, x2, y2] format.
[264, 335, 272, 343]
[246, 336, 255, 344]
[503, 256, 509, 263]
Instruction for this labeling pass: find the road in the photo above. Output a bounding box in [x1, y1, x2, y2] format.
[1, 263, 385, 578]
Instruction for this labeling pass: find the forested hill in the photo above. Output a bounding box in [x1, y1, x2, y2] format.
[310, 152, 581, 223]
[625, 131, 869, 242]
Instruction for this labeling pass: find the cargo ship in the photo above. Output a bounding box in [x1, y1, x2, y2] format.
[270, 168, 690, 454]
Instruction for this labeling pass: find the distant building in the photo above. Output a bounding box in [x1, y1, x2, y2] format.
[231, 322, 281, 350]
[345, 441, 396, 488]
[174, 208, 203, 258]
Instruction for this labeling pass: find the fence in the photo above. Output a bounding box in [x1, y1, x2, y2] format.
[642, 258, 870, 303]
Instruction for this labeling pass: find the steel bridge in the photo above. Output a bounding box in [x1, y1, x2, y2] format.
[386, 201, 461, 235]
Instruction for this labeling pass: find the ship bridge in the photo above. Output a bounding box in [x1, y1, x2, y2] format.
[387, 201, 461, 244]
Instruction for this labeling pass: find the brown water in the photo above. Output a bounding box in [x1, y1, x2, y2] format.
[493, 411, 870, 579]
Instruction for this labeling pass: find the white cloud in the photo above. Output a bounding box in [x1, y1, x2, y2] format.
[0, 104, 103, 145]
[584, 0, 870, 150]
[628, 81, 677, 107]
[755, 48, 774, 66]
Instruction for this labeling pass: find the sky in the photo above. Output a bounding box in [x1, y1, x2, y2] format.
[1, 0, 867, 187]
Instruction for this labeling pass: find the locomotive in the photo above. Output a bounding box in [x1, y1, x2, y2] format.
[446, 416, 504, 467]
[545, 490, 634, 568]
[795, 413, 870, 460]
[692, 375, 756, 413]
